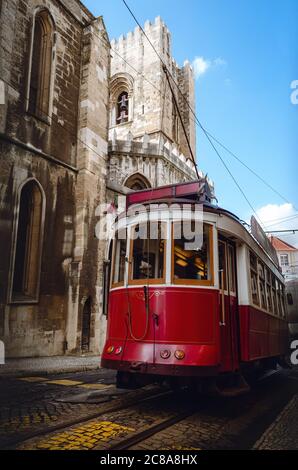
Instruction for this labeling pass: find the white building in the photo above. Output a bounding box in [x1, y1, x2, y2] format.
[270, 236, 298, 281]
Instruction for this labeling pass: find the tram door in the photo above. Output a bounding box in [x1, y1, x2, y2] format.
[218, 239, 239, 371]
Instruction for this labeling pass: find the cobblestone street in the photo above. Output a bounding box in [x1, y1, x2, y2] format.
[1, 366, 298, 451]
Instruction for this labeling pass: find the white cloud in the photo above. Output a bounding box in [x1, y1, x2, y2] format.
[192, 57, 211, 78]
[191, 56, 227, 79]
[256, 203, 298, 247]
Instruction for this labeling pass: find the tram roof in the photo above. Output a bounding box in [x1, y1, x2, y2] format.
[126, 179, 214, 208]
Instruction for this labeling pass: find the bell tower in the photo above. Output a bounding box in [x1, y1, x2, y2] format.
[107, 17, 211, 194]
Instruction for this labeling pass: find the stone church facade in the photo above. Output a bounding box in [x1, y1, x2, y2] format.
[0, 0, 110, 357]
[0, 1, 208, 358]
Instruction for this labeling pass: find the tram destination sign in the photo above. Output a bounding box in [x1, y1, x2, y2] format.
[251, 216, 279, 266]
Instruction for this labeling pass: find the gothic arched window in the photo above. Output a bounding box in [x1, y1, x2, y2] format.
[117, 91, 129, 124]
[110, 73, 134, 127]
[125, 173, 151, 191]
[11, 180, 45, 301]
[29, 9, 55, 120]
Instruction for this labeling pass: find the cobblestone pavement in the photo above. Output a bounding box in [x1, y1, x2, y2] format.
[18, 392, 180, 450]
[1, 367, 298, 451]
[129, 368, 298, 451]
[254, 393, 298, 450]
[0, 369, 161, 449]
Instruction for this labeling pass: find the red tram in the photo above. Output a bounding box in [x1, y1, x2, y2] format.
[101, 181, 289, 394]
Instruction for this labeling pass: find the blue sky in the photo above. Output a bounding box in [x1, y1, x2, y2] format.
[84, 0, 298, 243]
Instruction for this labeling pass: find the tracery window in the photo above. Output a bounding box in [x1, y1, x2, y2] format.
[29, 9, 54, 120]
[11, 180, 44, 302]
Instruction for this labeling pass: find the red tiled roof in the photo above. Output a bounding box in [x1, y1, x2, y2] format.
[269, 236, 297, 252]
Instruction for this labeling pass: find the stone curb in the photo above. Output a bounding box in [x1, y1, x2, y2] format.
[0, 360, 101, 379]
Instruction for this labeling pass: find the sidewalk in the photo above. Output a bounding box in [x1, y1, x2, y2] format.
[254, 393, 298, 450]
[0, 355, 101, 378]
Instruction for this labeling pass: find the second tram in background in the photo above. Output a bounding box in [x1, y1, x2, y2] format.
[101, 180, 289, 395]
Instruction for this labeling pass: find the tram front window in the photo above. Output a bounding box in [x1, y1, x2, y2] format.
[130, 222, 166, 282]
[173, 223, 213, 284]
[112, 230, 126, 286]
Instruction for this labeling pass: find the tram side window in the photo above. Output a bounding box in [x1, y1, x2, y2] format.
[265, 267, 272, 313]
[277, 282, 283, 317]
[218, 241, 227, 290]
[287, 293, 294, 305]
[130, 222, 166, 282]
[271, 274, 278, 315]
[112, 231, 126, 286]
[228, 245, 236, 293]
[281, 286, 286, 318]
[250, 252, 259, 306]
[258, 261, 267, 310]
[173, 223, 213, 283]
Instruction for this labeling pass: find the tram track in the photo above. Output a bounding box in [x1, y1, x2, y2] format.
[3, 387, 173, 450]
[14, 388, 198, 451]
[3, 368, 294, 450]
[107, 409, 196, 450]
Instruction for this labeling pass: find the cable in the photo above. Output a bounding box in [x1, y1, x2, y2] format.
[261, 213, 298, 226]
[265, 229, 298, 234]
[2, 16, 294, 216]
[121, 1, 199, 177]
[163, 65, 199, 179]
[203, 129, 295, 207]
[112, 27, 296, 213]
[264, 215, 298, 230]
[121, 0, 266, 228]
[113, 37, 296, 213]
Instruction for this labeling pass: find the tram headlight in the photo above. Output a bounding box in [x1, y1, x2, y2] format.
[160, 349, 171, 359]
[174, 350, 185, 360]
[106, 345, 115, 354]
[115, 346, 123, 355]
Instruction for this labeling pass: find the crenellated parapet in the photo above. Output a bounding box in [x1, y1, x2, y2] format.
[108, 131, 214, 192]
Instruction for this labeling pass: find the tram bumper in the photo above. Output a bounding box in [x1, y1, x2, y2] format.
[101, 358, 219, 378]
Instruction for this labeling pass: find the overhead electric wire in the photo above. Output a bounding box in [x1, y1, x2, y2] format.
[2, 12, 295, 222]
[263, 215, 298, 230]
[203, 129, 294, 207]
[260, 213, 298, 226]
[163, 65, 200, 179]
[264, 229, 298, 234]
[121, 0, 266, 227]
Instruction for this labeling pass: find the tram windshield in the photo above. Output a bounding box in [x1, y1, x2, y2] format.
[173, 223, 213, 283]
[129, 222, 166, 282]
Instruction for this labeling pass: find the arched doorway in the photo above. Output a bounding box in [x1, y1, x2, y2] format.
[81, 297, 92, 352]
[124, 173, 151, 191]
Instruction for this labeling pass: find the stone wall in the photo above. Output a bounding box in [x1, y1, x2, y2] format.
[0, 0, 110, 357]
